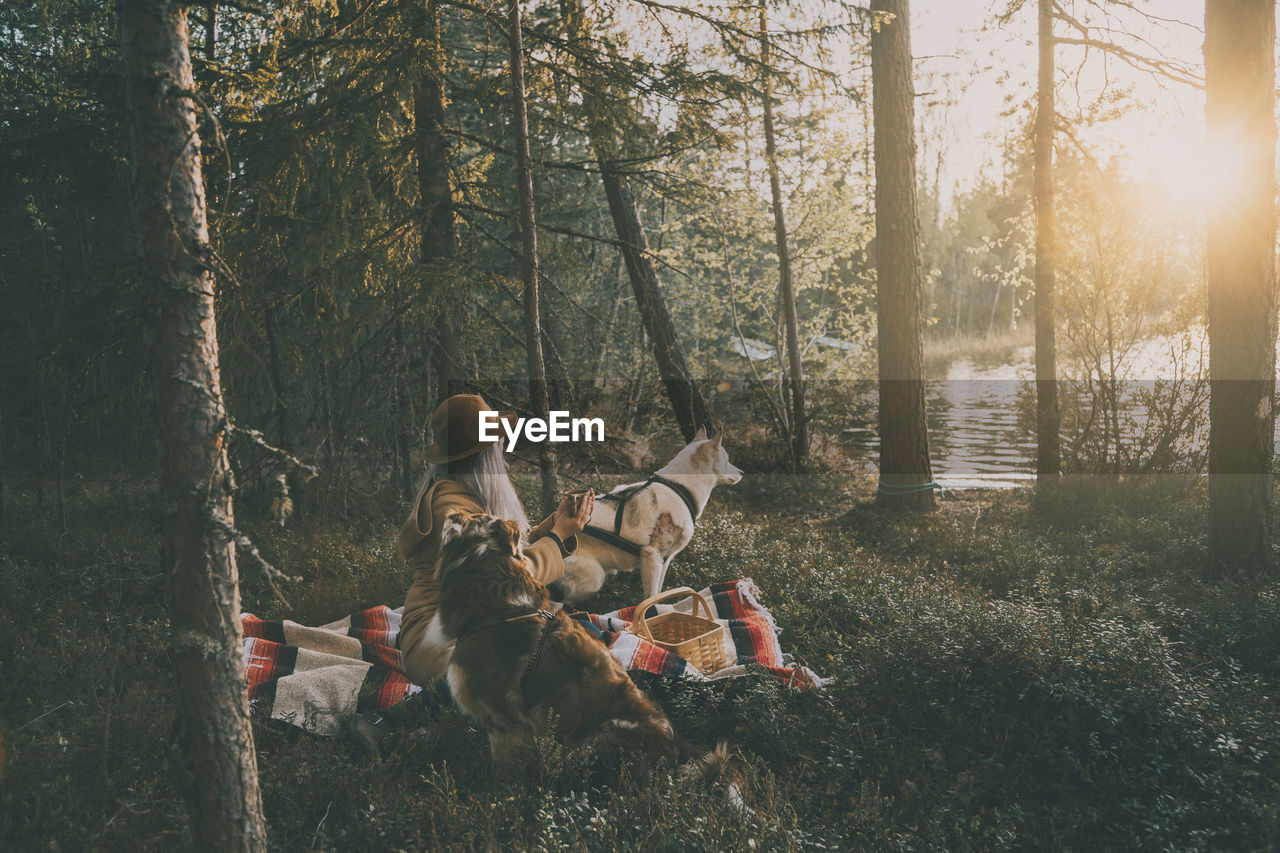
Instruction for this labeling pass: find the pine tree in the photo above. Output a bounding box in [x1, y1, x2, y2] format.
[1205, 0, 1277, 576]
[562, 0, 714, 442]
[1033, 0, 1061, 484]
[120, 0, 266, 848]
[760, 1, 809, 466]
[871, 0, 935, 509]
[509, 0, 560, 513]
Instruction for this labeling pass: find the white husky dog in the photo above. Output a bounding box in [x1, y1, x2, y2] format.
[559, 427, 743, 604]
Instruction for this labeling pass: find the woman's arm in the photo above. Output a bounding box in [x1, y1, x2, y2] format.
[523, 536, 567, 586]
[524, 490, 595, 584]
[527, 514, 560, 544]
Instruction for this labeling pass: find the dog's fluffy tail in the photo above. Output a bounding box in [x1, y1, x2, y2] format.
[678, 740, 752, 814]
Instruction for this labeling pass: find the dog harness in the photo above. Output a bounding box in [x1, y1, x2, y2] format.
[508, 609, 556, 689]
[453, 608, 551, 641]
[453, 609, 557, 690]
[580, 475, 702, 557]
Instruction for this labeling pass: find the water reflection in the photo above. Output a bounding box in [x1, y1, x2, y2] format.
[840, 330, 1273, 489]
[844, 355, 1036, 489]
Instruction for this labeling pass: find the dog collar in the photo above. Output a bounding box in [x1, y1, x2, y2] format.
[455, 608, 553, 643]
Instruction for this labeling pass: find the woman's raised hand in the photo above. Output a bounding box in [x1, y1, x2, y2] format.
[552, 488, 594, 541]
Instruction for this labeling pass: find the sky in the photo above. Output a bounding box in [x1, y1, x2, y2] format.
[912, 0, 1207, 206]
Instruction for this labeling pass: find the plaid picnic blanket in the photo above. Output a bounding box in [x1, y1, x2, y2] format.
[588, 579, 832, 690]
[242, 578, 829, 735]
[243, 607, 420, 735]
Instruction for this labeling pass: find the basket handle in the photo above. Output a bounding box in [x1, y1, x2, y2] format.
[631, 586, 714, 641]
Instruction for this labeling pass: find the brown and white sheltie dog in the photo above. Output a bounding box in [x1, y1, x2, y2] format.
[435, 511, 677, 766]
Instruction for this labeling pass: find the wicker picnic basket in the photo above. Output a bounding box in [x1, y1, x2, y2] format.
[628, 587, 729, 673]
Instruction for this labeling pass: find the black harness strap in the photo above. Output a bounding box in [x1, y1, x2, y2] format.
[647, 475, 702, 523]
[454, 609, 557, 691]
[581, 475, 701, 556]
[519, 610, 556, 690]
[454, 608, 552, 642]
[579, 524, 644, 556]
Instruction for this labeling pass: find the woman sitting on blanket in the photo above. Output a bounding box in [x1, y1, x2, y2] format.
[350, 393, 594, 756]
[398, 393, 595, 684]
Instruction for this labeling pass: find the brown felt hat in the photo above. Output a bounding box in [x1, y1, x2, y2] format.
[423, 394, 517, 464]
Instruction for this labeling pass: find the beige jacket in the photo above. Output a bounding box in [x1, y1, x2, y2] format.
[397, 478, 572, 684]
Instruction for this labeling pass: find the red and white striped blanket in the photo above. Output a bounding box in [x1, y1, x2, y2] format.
[242, 578, 829, 735]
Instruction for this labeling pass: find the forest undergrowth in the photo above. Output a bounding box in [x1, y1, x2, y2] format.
[2, 462, 1279, 850]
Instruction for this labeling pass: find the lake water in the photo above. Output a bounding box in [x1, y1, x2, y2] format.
[841, 331, 1239, 489]
[842, 353, 1038, 489]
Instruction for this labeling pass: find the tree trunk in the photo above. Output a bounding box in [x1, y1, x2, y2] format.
[563, 0, 711, 442]
[204, 3, 215, 60]
[625, 327, 649, 435]
[596, 160, 714, 442]
[1206, 0, 1277, 577]
[1034, 0, 1061, 481]
[760, 3, 808, 466]
[414, 0, 467, 398]
[0, 399, 6, 530]
[120, 2, 267, 850]
[871, 0, 935, 510]
[392, 309, 415, 502]
[320, 354, 339, 514]
[508, 0, 560, 515]
[263, 308, 290, 452]
[591, 250, 627, 390]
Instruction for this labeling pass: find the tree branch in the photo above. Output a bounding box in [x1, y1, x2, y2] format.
[1052, 2, 1202, 90]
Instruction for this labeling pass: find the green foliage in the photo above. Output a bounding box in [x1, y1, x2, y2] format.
[1, 0, 883, 493]
[921, 172, 1032, 340]
[1049, 155, 1209, 474]
[1, 1, 1273, 848]
[0, 0, 148, 510]
[4, 470, 1279, 850]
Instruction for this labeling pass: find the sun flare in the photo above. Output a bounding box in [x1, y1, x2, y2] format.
[1144, 132, 1250, 211]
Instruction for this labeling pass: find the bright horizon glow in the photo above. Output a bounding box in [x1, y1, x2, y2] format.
[626, 0, 1239, 220]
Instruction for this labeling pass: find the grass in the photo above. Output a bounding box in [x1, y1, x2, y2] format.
[924, 327, 1034, 372]
[2, 464, 1279, 850]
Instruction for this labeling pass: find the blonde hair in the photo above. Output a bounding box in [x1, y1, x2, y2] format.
[414, 442, 530, 531]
